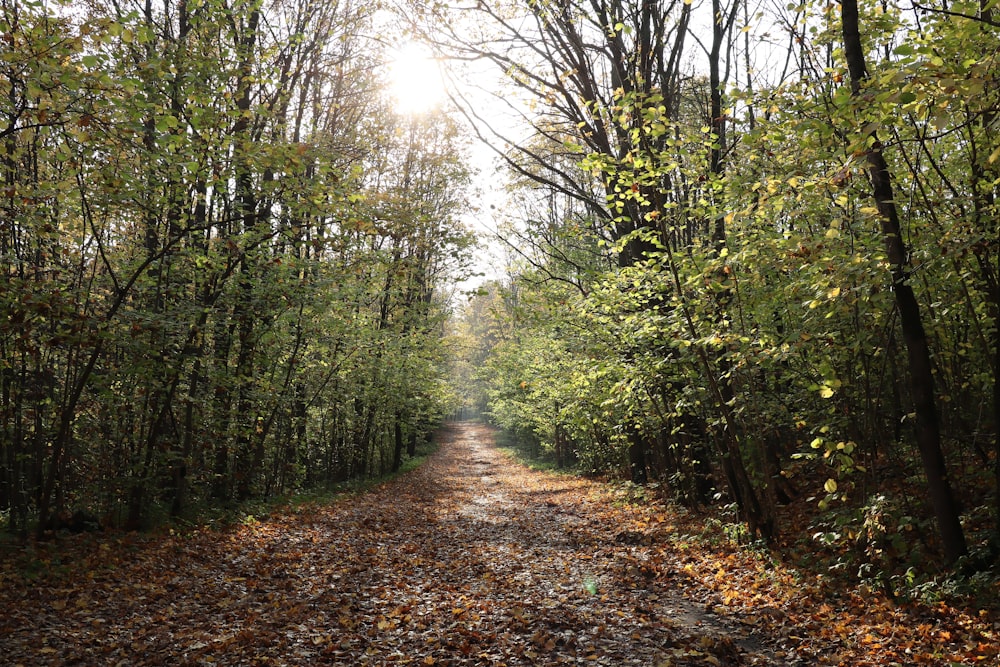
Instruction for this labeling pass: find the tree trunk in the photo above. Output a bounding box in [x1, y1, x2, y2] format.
[407, 429, 418, 458]
[841, 0, 967, 563]
[627, 426, 648, 485]
[392, 413, 404, 473]
[703, 0, 773, 540]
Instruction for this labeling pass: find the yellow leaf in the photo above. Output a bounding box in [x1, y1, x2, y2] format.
[824, 478, 838, 493]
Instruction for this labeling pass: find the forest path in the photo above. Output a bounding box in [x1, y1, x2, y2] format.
[1, 421, 788, 666]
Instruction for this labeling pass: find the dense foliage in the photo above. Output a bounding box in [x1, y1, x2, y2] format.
[440, 0, 999, 588]
[0, 0, 475, 533]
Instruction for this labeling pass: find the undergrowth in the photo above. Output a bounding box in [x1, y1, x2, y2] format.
[493, 429, 564, 472]
[5, 436, 441, 552]
[493, 426, 1000, 612]
[172, 438, 441, 533]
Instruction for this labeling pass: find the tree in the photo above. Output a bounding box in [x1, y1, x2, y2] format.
[840, 0, 967, 563]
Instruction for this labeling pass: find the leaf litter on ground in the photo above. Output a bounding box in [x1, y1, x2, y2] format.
[1, 421, 996, 666]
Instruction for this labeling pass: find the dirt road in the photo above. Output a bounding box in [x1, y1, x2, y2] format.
[0, 422, 781, 666]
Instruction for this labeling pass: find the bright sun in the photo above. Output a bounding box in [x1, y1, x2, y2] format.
[387, 42, 445, 114]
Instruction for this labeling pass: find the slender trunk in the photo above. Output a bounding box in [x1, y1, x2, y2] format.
[967, 0, 1000, 540]
[841, 0, 967, 563]
[211, 315, 234, 501]
[171, 177, 210, 517]
[233, 305, 257, 500]
[555, 421, 566, 468]
[172, 353, 203, 517]
[406, 429, 417, 458]
[706, 0, 772, 539]
[994, 317, 1000, 543]
[230, 7, 261, 501]
[289, 382, 306, 490]
[392, 413, 404, 473]
[627, 440, 648, 485]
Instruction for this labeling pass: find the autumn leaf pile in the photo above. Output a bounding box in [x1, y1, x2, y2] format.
[1, 422, 997, 666]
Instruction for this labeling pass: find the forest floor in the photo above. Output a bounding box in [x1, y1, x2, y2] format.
[1, 421, 997, 666]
